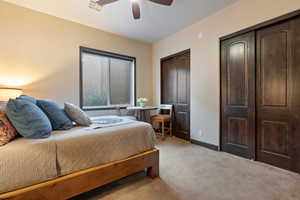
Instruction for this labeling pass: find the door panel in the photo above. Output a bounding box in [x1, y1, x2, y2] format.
[177, 56, 189, 104]
[161, 50, 190, 140]
[227, 42, 248, 106]
[260, 121, 290, 157]
[227, 117, 248, 146]
[175, 111, 189, 138]
[161, 58, 177, 104]
[260, 31, 288, 107]
[221, 32, 255, 159]
[256, 21, 294, 170]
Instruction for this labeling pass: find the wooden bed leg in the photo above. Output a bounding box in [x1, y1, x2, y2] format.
[147, 149, 159, 178]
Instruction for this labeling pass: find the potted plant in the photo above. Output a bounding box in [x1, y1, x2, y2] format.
[137, 97, 148, 107]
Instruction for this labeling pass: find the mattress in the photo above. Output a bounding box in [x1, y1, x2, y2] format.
[0, 120, 156, 194]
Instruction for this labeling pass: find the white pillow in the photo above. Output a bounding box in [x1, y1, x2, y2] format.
[64, 103, 92, 126]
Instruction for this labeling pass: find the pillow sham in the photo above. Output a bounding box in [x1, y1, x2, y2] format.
[64, 102, 92, 126]
[0, 110, 18, 146]
[6, 99, 52, 138]
[37, 99, 73, 130]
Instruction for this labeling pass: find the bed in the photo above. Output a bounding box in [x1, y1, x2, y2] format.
[0, 118, 159, 200]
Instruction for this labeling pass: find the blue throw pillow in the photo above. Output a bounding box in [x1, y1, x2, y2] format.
[6, 99, 52, 138]
[17, 95, 37, 104]
[37, 99, 73, 130]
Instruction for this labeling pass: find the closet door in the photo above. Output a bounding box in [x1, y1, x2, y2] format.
[161, 50, 190, 140]
[221, 32, 256, 159]
[256, 19, 300, 172]
[173, 52, 190, 140]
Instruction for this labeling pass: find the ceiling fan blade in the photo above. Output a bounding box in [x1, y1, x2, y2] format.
[132, 2, 141, 20]
[96, 0, 119, 6]
[148, 0, 173, 6]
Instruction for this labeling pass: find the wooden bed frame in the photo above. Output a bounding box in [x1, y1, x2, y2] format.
[0, 149, 159, 200]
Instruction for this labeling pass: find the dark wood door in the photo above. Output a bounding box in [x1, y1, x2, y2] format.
[161, 50, 190, 140]
[292, 17, 300, 173]
[256, 19, 300, 172]
[221, 32, 256, 159]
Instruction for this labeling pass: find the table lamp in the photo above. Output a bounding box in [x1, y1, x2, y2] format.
[0, 88, 23, 108]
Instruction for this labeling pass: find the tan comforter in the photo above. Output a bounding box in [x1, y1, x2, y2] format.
[0, 121, 155, 194]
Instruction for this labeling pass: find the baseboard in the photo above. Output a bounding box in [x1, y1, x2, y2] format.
[191, 139, 219, 151]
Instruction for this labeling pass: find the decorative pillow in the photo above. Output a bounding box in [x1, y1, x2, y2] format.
[17, 95, 37, 104]
[37, 100, 73, 130]
[0, 110, 17, 146]
[6, 99, 52, 139]
[64, 102, 92, 126]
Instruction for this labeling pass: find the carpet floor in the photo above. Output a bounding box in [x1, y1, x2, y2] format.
[72, 137, 300, 200]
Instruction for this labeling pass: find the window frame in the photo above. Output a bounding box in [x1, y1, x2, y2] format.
[79, 46, 136, 111]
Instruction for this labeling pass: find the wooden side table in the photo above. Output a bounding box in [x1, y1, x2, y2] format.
[126, 106, 158, 123]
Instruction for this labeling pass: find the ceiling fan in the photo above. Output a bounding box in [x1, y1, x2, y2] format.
[89, 0, 173, 20]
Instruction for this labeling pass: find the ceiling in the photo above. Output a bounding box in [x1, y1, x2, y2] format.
[4, 0, 238, 43]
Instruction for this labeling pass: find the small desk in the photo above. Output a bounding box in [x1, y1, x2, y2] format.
[126, 106, 158, 123]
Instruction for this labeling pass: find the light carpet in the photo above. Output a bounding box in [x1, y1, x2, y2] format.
[72, 137, 300, 200]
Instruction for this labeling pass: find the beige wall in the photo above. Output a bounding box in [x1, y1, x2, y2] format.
[153, 0, 300, 145]
[0, 1, 153, 116]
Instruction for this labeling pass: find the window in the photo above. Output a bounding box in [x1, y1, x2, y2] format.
[80, 47, 136, 110]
